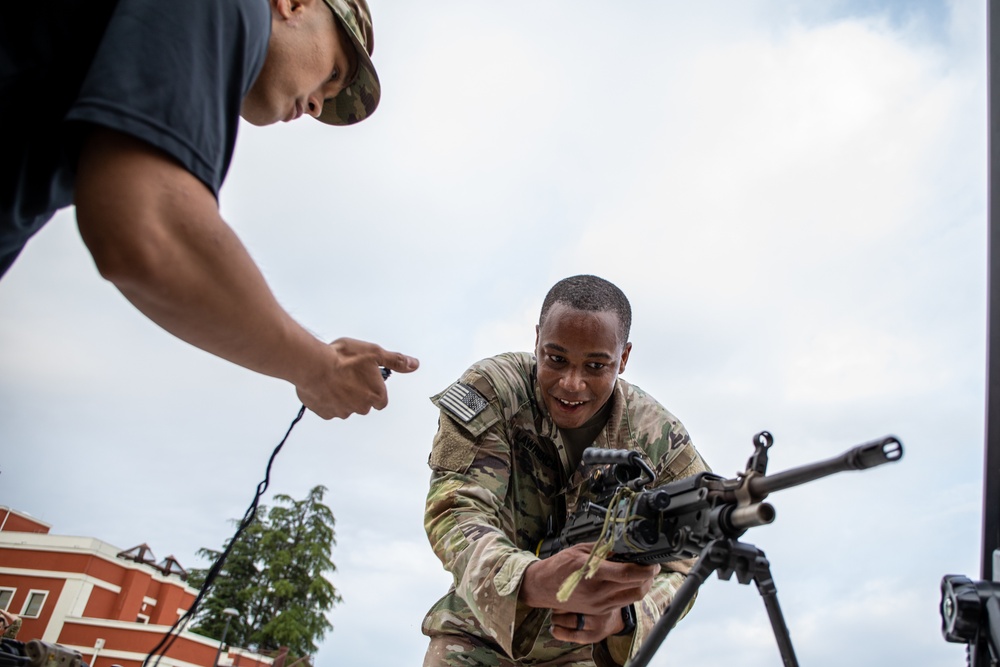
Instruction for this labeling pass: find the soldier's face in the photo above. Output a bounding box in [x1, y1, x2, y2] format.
[242, 0, 357, 126]
[535, 303, 631, 430]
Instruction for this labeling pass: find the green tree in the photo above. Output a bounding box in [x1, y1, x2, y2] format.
[188, 485, 342, 661]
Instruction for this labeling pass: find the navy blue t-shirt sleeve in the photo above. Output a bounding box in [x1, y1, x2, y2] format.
[67, 0, 270, 197]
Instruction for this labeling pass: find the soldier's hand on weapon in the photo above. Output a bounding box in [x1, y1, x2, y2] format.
[520, 543, 656, 635]
[294, 337, 419, 419]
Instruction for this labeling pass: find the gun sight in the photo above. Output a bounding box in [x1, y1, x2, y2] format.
[583, 447, 655, 490]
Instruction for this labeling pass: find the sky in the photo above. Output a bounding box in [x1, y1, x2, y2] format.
[0, 0, 989, 665]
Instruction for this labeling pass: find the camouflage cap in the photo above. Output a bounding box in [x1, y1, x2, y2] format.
[320, 0, 380, 125]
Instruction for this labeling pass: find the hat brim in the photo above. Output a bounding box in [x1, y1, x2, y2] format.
[319, 18, 380, 126]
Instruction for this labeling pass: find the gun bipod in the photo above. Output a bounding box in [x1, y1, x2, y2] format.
[627, 538, 798, 667]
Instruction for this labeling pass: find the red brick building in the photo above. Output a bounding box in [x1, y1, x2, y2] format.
[0, 507, 273, 667]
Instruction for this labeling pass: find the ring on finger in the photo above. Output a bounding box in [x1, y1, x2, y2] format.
[576, 613, 585, 632]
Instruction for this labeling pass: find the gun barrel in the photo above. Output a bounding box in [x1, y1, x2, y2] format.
[748, 435, 903, 498]
[728, 502, 776, 531]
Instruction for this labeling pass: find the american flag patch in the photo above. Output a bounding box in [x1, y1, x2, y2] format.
[439, 382, 489, 423]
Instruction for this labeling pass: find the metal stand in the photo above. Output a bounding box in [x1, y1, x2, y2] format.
[942, 551, 1000, 666]
[628, 539, 798, 667]
[940, 3, 1000, 664]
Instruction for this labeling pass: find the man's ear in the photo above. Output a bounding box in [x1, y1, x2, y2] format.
[274, 0, 313, 20]
[272, 0, 293, 20]
[618, 342, 632, 374]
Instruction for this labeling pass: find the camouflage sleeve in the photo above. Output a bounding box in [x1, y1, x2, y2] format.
[2, 616, 21, 640]
[424, 411, 543, 658]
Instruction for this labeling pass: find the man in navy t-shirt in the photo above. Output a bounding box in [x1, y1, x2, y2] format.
[0, 0, 419, 420]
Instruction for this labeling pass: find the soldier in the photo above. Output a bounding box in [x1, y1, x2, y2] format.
[1, 0, 418, 419]
[422, 275, 710, 666]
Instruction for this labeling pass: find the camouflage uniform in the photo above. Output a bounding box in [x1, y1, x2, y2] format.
[1, 614, 20, 640]
[422, 352, 709, 667]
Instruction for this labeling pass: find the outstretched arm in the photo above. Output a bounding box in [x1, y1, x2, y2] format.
[74, 128, 417, 419]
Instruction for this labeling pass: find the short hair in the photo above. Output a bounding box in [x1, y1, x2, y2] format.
[539, 275, 632, 344]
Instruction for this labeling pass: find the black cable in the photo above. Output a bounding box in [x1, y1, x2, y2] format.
[143, 404, 307, 667]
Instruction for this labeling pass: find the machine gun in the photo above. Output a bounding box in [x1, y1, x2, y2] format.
[537, 431, 903, 667]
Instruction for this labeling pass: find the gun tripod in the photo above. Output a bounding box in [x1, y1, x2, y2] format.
[628, 538, 798, 667]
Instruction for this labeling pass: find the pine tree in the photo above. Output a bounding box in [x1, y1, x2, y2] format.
[187, 485, 342, 662]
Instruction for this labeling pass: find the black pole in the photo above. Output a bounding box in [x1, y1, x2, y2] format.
[940, 4, 1000, 662]
[968, 4, 1000, 663]
[985, 0, 1000, 588]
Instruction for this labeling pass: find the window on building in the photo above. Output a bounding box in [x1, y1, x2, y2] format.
[0, 588, 14, 611]
[136, 614, 150, 624]
[20, 591, 47, 618]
